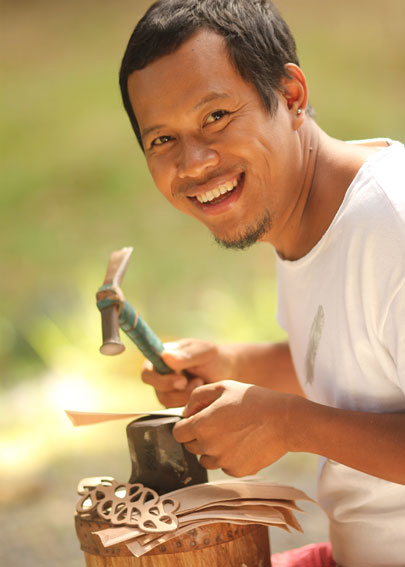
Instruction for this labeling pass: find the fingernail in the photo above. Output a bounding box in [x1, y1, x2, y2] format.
[173, 377, 187, 390]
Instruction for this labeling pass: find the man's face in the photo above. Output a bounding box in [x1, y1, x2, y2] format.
[128, 29, 303, 250]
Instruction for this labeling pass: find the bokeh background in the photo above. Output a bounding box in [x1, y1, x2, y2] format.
[1, 0, 404, 564]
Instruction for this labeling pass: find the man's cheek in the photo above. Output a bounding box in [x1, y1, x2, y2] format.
[154, 182, 189, 214]
[149, 165, 173, 198]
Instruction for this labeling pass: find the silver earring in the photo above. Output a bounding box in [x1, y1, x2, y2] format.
[296, 108, 302, 115]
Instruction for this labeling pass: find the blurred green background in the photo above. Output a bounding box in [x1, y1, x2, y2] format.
[1, 0, 404, 564]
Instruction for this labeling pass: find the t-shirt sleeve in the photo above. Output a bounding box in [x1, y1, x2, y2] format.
[381, 280, 405, 394]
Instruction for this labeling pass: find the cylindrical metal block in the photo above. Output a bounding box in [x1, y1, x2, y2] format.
[126, 416, 208, 494]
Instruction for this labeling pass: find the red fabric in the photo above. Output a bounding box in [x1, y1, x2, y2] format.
[271, 542, 336, 567]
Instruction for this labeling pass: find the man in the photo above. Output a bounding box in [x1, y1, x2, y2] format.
[118, 1, 405, 565]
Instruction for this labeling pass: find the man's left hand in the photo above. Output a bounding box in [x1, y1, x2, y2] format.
[173, 380, 293, 477]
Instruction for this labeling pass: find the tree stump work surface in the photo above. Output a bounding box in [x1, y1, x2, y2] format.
[75, 515, 271, 566]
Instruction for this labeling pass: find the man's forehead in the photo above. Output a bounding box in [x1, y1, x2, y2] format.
[128, 29, 229, 92]
[127, 29, 248, 131]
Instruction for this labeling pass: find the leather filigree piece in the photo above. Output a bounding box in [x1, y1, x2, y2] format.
[76, 477, 179, 533]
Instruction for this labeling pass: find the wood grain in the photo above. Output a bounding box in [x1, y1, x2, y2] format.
[76, 515, 271, 566]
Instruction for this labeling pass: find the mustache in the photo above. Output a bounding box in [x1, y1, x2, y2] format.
[176, 166, 244, 195]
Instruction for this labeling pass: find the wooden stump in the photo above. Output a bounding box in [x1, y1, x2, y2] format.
[75, 515, 271, 566]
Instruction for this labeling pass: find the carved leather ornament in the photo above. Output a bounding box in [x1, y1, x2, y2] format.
[76, 477, 179, 533]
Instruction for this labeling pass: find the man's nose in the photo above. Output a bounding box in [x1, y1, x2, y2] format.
[177, 136, 220, 179]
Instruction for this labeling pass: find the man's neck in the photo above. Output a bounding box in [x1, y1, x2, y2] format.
[273, 126, 383, 261]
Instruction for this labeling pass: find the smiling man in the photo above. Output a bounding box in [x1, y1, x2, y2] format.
[119, 1, 405, 566]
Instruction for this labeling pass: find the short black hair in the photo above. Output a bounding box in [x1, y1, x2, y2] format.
[119, 0, 303, 150]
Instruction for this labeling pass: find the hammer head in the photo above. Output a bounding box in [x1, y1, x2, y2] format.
[99, 304, 125, 355]
[96, 247, 133, 356]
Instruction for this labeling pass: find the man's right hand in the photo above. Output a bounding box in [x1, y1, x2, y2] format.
[141, 338, 235, 408]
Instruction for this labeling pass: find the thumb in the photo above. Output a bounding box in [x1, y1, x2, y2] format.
[183, 383, 223, 418]
[161, 344, 192, 372]
[162, 340, 209, 372]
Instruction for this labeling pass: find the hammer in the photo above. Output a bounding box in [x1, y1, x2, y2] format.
[96, 246, 173, 374]
[96, 247, 207, 493]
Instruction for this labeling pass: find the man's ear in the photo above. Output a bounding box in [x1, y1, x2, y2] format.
[279, 63, 308, 128]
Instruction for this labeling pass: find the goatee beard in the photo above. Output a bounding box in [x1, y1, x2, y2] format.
[214, 210, 272, 251]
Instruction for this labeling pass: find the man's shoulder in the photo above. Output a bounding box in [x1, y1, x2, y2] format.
[325, 141, 405, 284]
[365, 140, 404, 210]
[346, 140, 405, 227]
[368, 139, 404, 188]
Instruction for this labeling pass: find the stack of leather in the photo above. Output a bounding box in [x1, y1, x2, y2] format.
[90, 478, 312, 558]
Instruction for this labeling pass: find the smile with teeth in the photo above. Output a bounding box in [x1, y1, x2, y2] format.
[196, 177, 239, 204]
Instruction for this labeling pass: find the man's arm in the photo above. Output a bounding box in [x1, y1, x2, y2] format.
[173, 380, 405, 485]
[290, 396, 405, 484]
[225, 341, 304, 395]
[141, 338, 304, 408]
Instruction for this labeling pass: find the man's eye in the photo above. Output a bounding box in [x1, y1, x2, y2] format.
[151, 135, 172, 147]
[205, 110, 229, 125]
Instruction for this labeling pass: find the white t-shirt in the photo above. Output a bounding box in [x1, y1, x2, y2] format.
[277, 141, 405, 566]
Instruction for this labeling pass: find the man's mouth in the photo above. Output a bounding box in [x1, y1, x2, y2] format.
[195, 176, 239, 204]
[189, 172, 244, 212]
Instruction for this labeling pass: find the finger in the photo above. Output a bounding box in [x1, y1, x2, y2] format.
[183, 383, 222, 418]
[142, 370, 188, 392]
[199, 454, 220, 470]
[142, 360, 191, 391]
[221, 467, 251, 478]
[183, 439, 204, 455]
[156, 378, 204, 408]
[156, 390, 190, 408]
[172, 414, 197, 443]
[162, 339, 215, 372]
[184, 439, 206, 455]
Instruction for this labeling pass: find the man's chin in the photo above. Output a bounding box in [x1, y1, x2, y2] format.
[214, 234, 260, 251]
[212, 211, 272, 251]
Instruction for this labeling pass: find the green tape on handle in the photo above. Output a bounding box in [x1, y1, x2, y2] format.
[118, 300, 172, 375]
